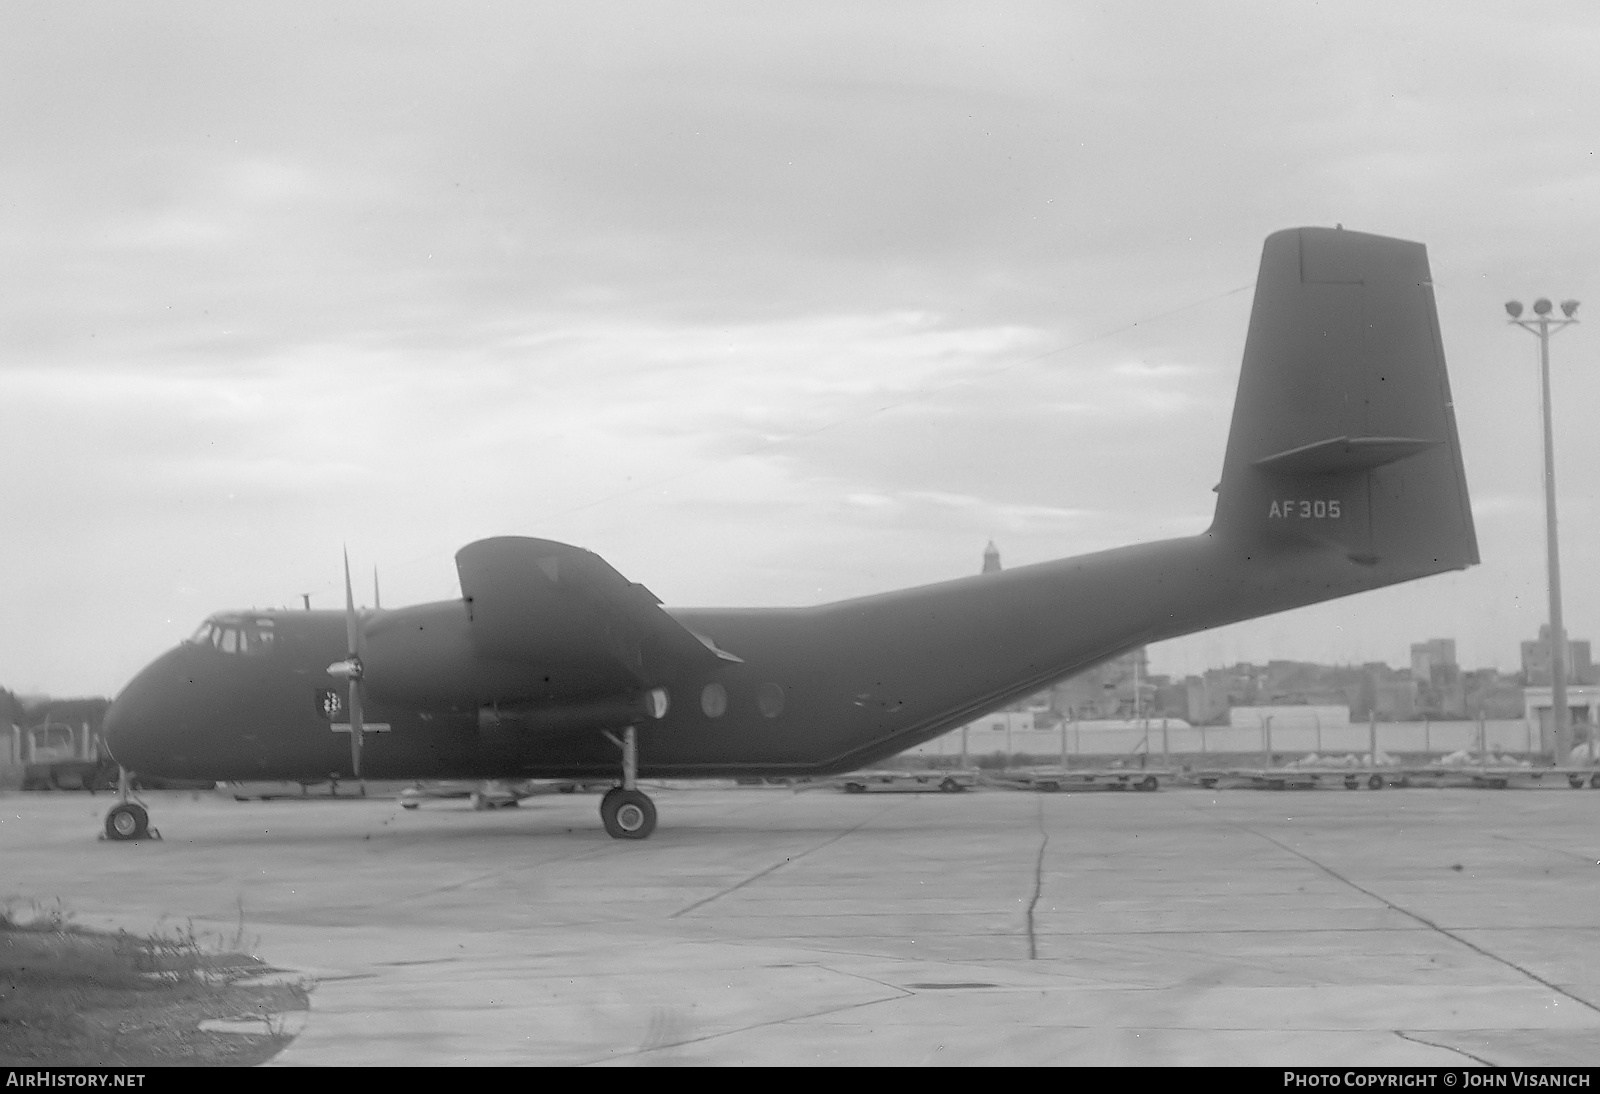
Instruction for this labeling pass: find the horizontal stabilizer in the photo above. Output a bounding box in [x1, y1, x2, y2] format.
[1252, 435, 1439, 477]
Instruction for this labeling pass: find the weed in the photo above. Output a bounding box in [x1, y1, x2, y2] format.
[0, 897, 309, 1066]
[0, 896, 76, 933]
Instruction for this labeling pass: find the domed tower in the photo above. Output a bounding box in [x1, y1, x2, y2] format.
[981, 540, 1001, 575]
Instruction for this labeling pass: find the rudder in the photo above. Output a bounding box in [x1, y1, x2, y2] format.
[1210, 227, 1477, 583]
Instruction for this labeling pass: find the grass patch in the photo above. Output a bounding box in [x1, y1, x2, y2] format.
[0, 899, 311, 1066]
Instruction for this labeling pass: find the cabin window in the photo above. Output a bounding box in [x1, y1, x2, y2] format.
[701, 683, 727, 718]
[757, 683, 784, 719]
[219, 627, 240, 654]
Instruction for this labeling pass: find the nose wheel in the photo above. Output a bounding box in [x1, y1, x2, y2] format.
[600, 724, 657, 839]
[103, 768, 159, 841]
[105, 801, 149, 840]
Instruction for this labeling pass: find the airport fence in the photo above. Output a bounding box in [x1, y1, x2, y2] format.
[899, 719, 1538, 766]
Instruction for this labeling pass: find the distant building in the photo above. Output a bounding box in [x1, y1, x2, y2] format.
[1410, 638, 1465, 718]
[1521, 625, 1597, 685]
[1048, 647, 1156, 721]
[1464, 668, 1526, 719]
[1366, 671, 1419, 721]
[1184, 664, 1263, 725]
[981, 541, 1001, 574]
[1175, 650, 1510, 724]
[1522, 684, 1600, 753]
[0, 724, 20, 790]
[1410, 638, 1456, 680]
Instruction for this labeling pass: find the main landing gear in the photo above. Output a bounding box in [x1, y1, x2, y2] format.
[600, 724, 656, 840]
[103, 768, 158, 841]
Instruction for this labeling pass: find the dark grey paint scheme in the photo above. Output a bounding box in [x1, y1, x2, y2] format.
[103, 227, 1477, 784]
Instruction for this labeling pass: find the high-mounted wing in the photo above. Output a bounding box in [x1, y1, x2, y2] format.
[454, 536, 739, 686]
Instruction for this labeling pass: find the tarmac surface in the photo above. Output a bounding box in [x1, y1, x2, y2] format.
[3, 781, 1600, 1066]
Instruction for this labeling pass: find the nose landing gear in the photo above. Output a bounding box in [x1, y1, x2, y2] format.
[103, 768, 159, 841]
[600, 724, 657, 840]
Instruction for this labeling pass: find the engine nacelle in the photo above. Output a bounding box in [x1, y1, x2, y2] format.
[477, 688, 670, 737]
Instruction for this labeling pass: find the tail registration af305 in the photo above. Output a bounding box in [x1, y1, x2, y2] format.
[101, 227, 1477, 841]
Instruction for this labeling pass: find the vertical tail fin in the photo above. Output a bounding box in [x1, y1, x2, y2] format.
[1211, 227, 1477, 583]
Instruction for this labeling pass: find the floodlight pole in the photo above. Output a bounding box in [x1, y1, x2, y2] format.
[1508, 302, 1579, 762]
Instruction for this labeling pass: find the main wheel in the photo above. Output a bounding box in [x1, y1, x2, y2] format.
[1138, 775, 1159, 792]
[1367, 774, 1385, 790]
[104, 802, 149, 841]
[939, 777, 964, 793]
[600, 788, 656, 840]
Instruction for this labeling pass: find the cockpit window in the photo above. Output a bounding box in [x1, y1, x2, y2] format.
[188, 616, 276, 656]
[241, 620, 275, 655]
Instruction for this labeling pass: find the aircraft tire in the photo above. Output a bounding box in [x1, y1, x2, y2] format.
[1367, 774, 1385, 790]
[1137, 775, 1159, 792]
[939, 777, 965, 793]
[104, 802, 149, 841]
[601, 789, 656, 840]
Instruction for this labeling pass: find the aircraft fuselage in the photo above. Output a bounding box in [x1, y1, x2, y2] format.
[106, 530, 1411, 783]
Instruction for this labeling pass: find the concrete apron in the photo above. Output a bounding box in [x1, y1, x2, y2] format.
[3, 784, 1598, 1065]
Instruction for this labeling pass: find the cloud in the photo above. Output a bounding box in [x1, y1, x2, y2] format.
[4, 2, 1600, 692]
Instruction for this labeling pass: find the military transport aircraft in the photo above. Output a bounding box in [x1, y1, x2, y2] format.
[99, 226, 1477, 841]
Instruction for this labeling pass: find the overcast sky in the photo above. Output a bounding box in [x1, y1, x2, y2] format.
[3, 1, 1598, 697]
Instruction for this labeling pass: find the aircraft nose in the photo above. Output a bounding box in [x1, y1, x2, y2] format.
[99, 695, 142, 771]
[101, 650, 180, 773]
[100, 687, 149, 774]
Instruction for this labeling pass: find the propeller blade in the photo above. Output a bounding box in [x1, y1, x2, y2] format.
[343, 549, 361, 657]
[348, 679, 365, 778]
[342, 548, 367, 778]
